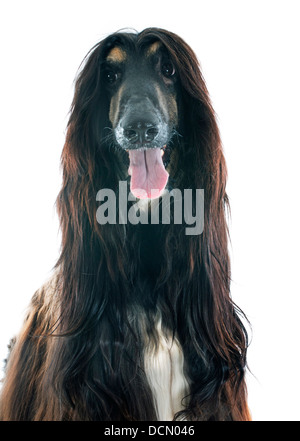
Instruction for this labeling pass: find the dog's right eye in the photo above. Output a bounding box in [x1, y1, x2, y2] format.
[105, 71, 120, 84]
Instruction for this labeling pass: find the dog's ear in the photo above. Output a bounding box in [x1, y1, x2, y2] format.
[69, 44, 108, 146]
[60, 39, 118, 185]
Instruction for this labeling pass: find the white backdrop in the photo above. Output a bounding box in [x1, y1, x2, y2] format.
[0, 0, 299, 421]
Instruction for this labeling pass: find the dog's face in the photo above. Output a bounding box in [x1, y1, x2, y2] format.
[103, 40, 179, 199]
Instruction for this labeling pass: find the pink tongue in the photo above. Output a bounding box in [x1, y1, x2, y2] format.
[128, 148, 169, 199]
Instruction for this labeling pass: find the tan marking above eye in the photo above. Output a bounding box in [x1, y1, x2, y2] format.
[106, 47, 127, 63]
[146, 41, 162, 57]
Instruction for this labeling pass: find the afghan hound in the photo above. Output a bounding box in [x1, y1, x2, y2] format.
[0, 28, 251, 421]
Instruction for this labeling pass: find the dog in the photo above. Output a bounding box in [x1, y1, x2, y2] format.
[0, 28, 250, 421]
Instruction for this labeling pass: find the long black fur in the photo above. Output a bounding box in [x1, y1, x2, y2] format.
[0, 28, 250, 421]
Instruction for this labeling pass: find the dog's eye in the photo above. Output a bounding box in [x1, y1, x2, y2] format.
[161, 61, 175, 78]
[105, 71, 120, 84]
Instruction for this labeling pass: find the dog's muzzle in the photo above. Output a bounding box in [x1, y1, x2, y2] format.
[114, 99, 170, 200]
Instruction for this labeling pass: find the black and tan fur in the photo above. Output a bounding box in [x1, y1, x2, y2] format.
[0, 28, 250, 421]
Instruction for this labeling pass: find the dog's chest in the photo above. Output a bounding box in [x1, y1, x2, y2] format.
[143, 322, 189, 420]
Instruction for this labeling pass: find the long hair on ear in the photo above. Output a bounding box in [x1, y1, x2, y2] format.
[0, 28, 250, 421]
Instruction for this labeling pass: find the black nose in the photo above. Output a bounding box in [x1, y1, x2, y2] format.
[123, 121, 159, 145]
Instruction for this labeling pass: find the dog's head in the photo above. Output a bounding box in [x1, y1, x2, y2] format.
[102, 33, 180, 199]
[69, 29, 216, 201]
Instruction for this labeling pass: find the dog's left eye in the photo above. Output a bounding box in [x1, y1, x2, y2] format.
[161, 61, 175, 78]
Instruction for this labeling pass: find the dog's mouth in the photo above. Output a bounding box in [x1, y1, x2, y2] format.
[127, 146, 169, 199]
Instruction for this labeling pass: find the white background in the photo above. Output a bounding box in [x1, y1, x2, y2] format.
[0, 0, 299, 421]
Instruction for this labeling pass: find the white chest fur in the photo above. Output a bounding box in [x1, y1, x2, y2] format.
[144, 320, 189, 420]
